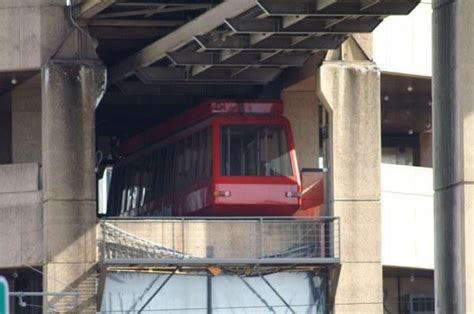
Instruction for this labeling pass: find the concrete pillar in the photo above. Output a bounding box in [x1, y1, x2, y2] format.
[41, 61, 105, 313]
[281, 90, 319, 170]
[317, 61, 382, 313]
[432, 1, 474, 312]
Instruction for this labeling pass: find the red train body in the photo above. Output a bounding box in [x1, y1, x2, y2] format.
[107, 100, 323, 217]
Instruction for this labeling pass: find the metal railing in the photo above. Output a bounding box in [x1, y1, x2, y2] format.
[99, 217, 340, 265]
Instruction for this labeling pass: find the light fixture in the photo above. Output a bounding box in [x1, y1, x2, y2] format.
[383, 95, 390, 102]
[407, 86, 414, 92]
[11, 76, 17, 85]
[410, 273, 415, 282]
[408, 129, 414, 135]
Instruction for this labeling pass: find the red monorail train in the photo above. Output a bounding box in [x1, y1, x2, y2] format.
[107, 100, 324, 217]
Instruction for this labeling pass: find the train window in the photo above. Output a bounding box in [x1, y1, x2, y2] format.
[221, 125, 293, 177]
[204, 127, 212, 179]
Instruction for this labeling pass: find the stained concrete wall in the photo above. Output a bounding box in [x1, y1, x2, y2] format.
[42, 61, 105, 313]
[11, 75, 42, 164]
[0, 5, 67, 72]
[318, 61, 382, 313]
[0, 163, 43, 267]
[281, 91, 319, 170]
[0, 93, 12, 164]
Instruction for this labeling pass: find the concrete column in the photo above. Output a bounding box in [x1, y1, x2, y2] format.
[281, 90, 319, 170]
[41, 61, 105, 313]
[433, 1, 474, 312]
[317, 61, 382, 313]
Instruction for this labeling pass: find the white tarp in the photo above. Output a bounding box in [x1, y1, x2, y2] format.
[100, 271, 326, 313]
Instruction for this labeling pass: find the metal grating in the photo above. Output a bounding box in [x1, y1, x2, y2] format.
[99, 217, 341, 266]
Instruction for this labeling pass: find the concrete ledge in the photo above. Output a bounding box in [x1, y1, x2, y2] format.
[0, 163, 40, 193]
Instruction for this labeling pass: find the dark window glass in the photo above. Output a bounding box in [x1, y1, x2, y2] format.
[221, 125, 293, 177]
[204, 127, 212, 180]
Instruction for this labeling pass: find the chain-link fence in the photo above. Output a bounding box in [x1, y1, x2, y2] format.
[99, 217, 340, 265]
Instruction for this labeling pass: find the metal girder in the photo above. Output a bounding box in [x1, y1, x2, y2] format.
[109, 0, 257, 84]
[88, 19, 185, 27]
[257, 0, 419, 16]
[136, 67, 283, 84]
[167, 51, 311, 66]
[194, 34, 346, 51]
[225, 17, 382, 34]
[76, 0, 116, 19]
[116, 82, 261, 96]
[96, 4, 211, 19]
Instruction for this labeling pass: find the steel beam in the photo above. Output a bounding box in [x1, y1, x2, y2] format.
[257, 0, 419, 16]
[167, 51, 311, 66]
[76, 0, 116, 20]
[109, 0, 257, 84]
[116, 82, 261, 96]
[194, 34, 346, 51]
[225, 17, 382, 34]
[136, 67, 282, 84]
[96, 4, 210, 19]
[88, 19, 185, 27]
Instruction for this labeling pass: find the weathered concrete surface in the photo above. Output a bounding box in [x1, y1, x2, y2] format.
[42, 61, 105, 313]
[282, 91, 319, 170]
[317, 61, 382, 313]
[0, 163, 43, 267]
[0, 0, 65, 8]
[11, 75, 42, 163]
[0, 163, 40, 193]
[0, 199, 43, 267]
[0, 5, 67, 72]
[0, 93, 12, 164]
[433, 0, 474, 312]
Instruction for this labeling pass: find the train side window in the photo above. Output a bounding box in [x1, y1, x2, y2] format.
[204, 127, 212, 179]
[191, 132, 199, 185]
[196, 130, 205, 181]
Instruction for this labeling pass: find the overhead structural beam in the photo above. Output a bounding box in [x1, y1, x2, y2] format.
[194, 34, 346, 50]
[225, 17, 382, 34]
[88, 19, 185, 27]
[76, 0, 116, 20]
[109, 0, 257, 84]
[136, 67, 282, 84]
[167, 51, 311, 66]
[257, 0, 419, 16]
[116, 82, 260, 96]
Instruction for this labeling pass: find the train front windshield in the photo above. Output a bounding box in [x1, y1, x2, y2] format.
[221, 125, 293, 177]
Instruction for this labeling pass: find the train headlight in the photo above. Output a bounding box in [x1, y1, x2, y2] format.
[214, 190, 231, 197]
[285, 191, 301, 198]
